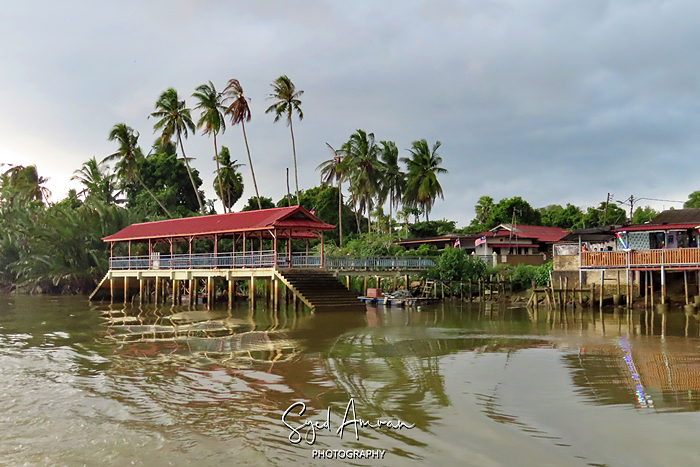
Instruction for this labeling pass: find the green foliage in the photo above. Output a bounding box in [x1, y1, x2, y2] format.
[213, 146, 244, 210]
[0, 198, 141, 293]
[534, 262, 553, 286]
[473, 196, 494, 225]
[487, 196, 541, 228]
[0, 165, 50, 205]
[338, 232, 406, 257]
[492, 261, 552, 290]
[412, 244, 439, 257]
[429, 248, 487, 281]
[685, 191, 700, 209]
[539, 203, 584, 229]
[401, 139, 447, 221]
[124, 151, 205, 219]
[631, 206, 658, 224]
[276, 185, 356, 246]
[456, 224, 487, 234]
[408, 220, 456, 238]
[241, 196, 275, 211]
[582, 202, 627, 227]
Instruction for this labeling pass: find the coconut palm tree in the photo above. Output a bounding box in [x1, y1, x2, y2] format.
[150, 88, 204, 213]
[223, 79, 261, 210]
[0, 165, 51, 205]
[192, 81, 227, 212]
[340, 130, 383, 233]
[379, 140, 405, 234]
[401, 139, 447, 222]
[104, 123, 172, 218]
[213, 146, 245, 211]
[265, 75, 303, 205]
[71, 157, 120, 203]
[317, 142, 345, 246]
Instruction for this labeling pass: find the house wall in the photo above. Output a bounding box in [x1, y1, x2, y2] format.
[498, 254, 547, 267]
[553, 254, 639, 288]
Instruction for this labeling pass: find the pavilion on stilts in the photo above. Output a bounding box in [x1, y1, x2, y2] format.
[89, 206, 362, 310]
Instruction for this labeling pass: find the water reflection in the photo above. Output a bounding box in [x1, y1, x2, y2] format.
[4, 296, 700, 465]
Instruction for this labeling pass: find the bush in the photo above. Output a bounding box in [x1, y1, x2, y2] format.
[511, 263, 538, 289]
[534, 261, 552, 286]
[428, 248, 488, 281]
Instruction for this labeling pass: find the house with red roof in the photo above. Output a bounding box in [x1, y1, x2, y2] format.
[474, 224, 570, 263]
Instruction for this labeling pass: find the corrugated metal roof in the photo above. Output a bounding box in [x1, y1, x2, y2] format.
[102, 206, 335, 242]
[651, 209, 700, 224]
[614, 223, 700, 233]
[482, 224, 570, 243]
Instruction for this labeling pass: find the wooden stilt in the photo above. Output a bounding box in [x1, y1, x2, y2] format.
[346, 275, 350, 290]
[661, 266, 666, 305]
[650, 271, 655, 308]
[578, 278, 583, 306]
[249, 276, 256, 308]
[685, 270, 689, 305]
[644, 271, 649, 308]
[228, 278, 234, 310]
[273, 278, 279, 310]
[363, 276, 368, 295]
[155, 276, 160, 306]
[110, 277, 114, 305]
[207, 277, 212, 310]
[599, 271, 604, 310]
[139, 278, 144, 305]
[124, 276, 128, 305]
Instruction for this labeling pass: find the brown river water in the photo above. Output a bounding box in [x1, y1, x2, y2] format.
[1, 296, 700, 466]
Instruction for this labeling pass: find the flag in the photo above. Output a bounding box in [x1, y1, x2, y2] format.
[475, 236, 487, 247]
[454, 238, 461, 248]
[616, 231, 628, 249]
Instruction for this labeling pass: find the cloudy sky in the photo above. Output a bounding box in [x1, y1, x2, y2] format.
[1, 0, 698, 226]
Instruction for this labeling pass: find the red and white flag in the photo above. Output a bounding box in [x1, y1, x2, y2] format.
[454, 238, 461, 248]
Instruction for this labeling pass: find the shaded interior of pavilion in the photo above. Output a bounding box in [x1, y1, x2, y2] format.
[102, 206, 336, 269]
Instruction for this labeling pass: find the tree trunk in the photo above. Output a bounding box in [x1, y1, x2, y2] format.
[389, 188, 393, 236]
[338, 178, 343, 247]
[241, 120, 262, 210]
[290, 117, 300, 205]
[213, 132, 225, 213]
[137, 174, 172, 218]
[177, 131, 204, 213]
[353, 202, 361, 234]
[286, 168, 292, 206]
[366, 196, 372, 234]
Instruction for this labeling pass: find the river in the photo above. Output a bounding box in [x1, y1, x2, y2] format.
[0, 296, 699, 466]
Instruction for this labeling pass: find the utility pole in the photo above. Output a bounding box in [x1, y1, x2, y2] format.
[616, 195, 635, 223]
[603, 193, 612, 225]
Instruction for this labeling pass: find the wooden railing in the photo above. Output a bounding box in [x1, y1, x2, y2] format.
[581, 248, 700, 268]
[109, 252, 435, 271]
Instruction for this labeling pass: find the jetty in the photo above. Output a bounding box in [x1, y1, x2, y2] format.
[90, 206, 435, 311]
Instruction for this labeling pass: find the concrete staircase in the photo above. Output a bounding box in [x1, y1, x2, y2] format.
[275, 268, 364, 310]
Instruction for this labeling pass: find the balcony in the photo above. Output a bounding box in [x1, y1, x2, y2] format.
[581, 248, 700, 269]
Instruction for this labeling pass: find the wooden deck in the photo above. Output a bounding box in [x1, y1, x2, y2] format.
[581, 248, 700, 270]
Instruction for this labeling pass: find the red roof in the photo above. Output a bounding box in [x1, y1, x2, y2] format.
[614, 223, 700, 233]
[102, 206, 335, 242]
[480, 224, 570, 243]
